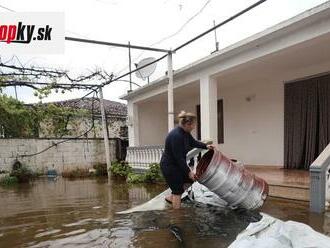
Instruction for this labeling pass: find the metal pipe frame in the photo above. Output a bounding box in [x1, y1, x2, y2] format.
[65, 36, 171, 53]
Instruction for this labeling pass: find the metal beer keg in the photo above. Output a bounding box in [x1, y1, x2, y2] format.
[196, 150, 268, 210]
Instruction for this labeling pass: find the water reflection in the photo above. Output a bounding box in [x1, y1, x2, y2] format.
[0, 178, 163, 247]
[0, 177, 328, 248]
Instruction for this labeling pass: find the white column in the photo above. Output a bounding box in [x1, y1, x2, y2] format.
[127, 101, 140, 146]
[167, 52, 174, 131]
[200, 75, 218, 143]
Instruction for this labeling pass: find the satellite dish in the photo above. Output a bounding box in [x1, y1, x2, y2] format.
[135, 57, 157, 81]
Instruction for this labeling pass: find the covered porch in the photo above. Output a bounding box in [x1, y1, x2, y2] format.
[121, 3, 330, 209]
[125, 32, 330, 167]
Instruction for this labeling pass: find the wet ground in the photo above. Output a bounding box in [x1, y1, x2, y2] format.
[0, 177, 329, 248]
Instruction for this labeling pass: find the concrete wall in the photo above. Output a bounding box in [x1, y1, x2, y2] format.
[175, 96, 200, 139]
[138, 101, 168, 146]
[0, 138, 118, 173]
[137, 95, 200, 146]
[218, 80, 284, 166]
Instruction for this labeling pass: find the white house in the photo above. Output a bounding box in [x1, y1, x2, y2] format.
[121, 2, 330, 170]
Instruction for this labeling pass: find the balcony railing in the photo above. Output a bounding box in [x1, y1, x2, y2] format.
[126, 140, 212, 171]
[310, 143, 330, 213]
[126, 145, 164, 170]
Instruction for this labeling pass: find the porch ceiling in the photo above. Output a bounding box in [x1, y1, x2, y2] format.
[174, 81, 200, 101]
[136, 81, 200, 105]
[135, 92, 167, 105]
[215, 32, 330, 87]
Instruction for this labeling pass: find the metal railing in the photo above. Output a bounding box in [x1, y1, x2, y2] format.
[310, 143, 330, 213]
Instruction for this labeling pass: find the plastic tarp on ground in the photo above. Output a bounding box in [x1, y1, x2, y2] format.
[117, 188, 172, 214]
[118, 182, 330, 247]
[229, 213, 330, 248]
[117, 182, 226, 214]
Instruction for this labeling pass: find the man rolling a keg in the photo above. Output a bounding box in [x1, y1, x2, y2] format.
[160, 111, 215, 209]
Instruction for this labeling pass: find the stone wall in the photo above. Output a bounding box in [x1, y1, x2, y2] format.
[0, 138, 119, 173]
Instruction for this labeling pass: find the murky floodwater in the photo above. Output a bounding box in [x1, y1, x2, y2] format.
[0, 178, 329, 248]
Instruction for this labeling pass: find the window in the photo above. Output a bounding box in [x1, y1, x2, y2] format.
[196, 99, 224, 144]
[217, 99, 224, 144]
[120, 126, 128, 138]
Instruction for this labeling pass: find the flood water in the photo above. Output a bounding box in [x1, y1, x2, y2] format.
[0, 178, 329, 248]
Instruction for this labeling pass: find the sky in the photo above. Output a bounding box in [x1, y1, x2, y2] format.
[0, 0, 328, 103]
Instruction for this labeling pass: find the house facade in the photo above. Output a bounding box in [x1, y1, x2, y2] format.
[121, 2, 330, 169]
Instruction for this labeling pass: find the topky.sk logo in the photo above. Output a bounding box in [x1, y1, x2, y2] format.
[0, 13, 64, 54]
[0, 22, 53, 44]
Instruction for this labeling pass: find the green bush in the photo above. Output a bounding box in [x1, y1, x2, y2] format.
[93, 163, 107, 176]
[126, 173, 146, 183]
[10, 165, 34, 183]
[144, 163, 164, 183]
[109, 161, 131, 178]
[127, 163, 164, 184]
[33, 169, 44, 177]
[0, 175, 18, 186]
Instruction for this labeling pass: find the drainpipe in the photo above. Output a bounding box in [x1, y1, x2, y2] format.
[167, 51, 174, 131]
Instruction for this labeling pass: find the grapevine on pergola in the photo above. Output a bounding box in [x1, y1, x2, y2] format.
[0, 56, 114, 99]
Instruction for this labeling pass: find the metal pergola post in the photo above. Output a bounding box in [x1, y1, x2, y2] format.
[167, 52, 174, 131]
[98, 87, 112, 173]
